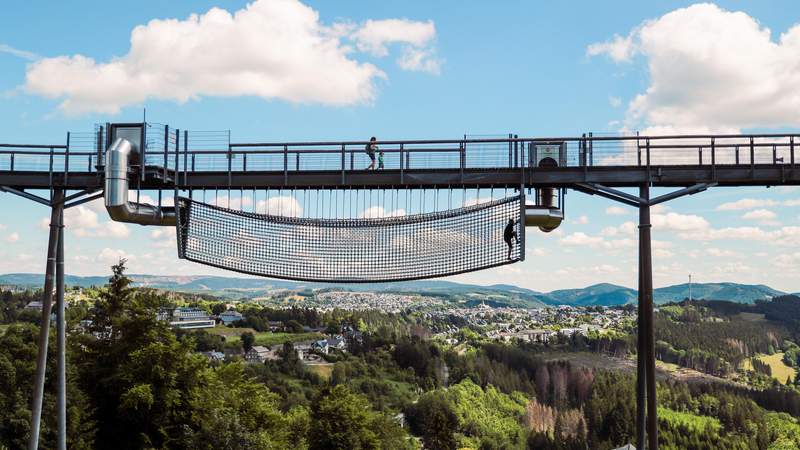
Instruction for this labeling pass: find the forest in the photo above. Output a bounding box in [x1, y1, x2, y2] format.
[1, 264, 800, 449]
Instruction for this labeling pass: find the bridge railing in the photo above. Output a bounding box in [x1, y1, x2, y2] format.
[1, 131, 797, 178]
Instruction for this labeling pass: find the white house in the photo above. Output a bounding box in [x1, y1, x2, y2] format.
[245, 346, 272, 363]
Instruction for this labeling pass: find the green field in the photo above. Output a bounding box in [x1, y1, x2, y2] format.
[205, 326, 324, 348]
[760, 353, 797, 384]
[307, 363, 334, 380]
[744, 353, 797, 384]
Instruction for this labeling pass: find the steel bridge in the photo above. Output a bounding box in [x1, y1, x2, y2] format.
[2, 124, 799, 192]
[2, 122, 799, 450]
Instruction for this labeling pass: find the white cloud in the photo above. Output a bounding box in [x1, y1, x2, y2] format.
[96, 248, 135, 266]
[590, 264, 620, 274]
[40, 205, 130, 238]
[716, 198, 778, 211]
[560, 232, 604, 247]
[24, 0, 439, 115]
[774, 252, 800, 269]
[651, 211, 709, 232]
[711, 262, 755, 275]
[560, 232, 635, 250]
[706, 248, 740, 258]
[351, 19, 441, 74]
[5, 232, 19, 243]
[351, 19, 435, 56]
[600, 221, 637, 237]
[530, 248, 547, 257]
[589, 3, 800, 132]
[605, 206, 628, 216]
[0, 43, 39, 61]
[256, 196, 303, 217]
[650, 204, 670, 214]
[151, 227, 177, 248]
[608, 96, 622, 108]
[682, 225, 800, 246]
[586, 33, 636, 62]
[358, 206, 406, 219]
[653, 249, 674, 258]
[463, 197, 493, 207]
[396, 47, 441, 74]
[572, 215, 589, 225]
[741, 209, 780, 225]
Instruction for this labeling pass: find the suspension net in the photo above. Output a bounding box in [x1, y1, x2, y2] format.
[175, 195, 524, 283]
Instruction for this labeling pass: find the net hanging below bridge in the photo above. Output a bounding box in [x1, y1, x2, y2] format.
[175, 194, 524, 283]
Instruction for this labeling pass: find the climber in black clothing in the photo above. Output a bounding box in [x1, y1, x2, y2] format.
[504, 218, 519, 260]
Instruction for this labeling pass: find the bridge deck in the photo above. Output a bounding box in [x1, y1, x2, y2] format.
[1, 129, 798, 190]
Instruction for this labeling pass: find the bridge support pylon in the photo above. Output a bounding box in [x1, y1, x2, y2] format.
[28, 190, 65, 450]
[638, 183, 657, 450]
[574, 181, 715, 450]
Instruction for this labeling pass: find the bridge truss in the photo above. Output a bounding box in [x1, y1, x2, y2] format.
[2, 122, 799, 450]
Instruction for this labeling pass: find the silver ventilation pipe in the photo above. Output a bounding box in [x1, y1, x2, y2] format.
[104, 137, 176, 226]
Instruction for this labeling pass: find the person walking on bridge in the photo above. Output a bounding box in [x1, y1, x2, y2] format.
[366, 136, 378, 170]
[504, 218, 519, 260]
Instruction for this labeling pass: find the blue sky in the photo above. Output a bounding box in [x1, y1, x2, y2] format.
[1, 1, 799, 292]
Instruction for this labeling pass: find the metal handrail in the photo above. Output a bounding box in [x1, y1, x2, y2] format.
[1, 132, 798, 175]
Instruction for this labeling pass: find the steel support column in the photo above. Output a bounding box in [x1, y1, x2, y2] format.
[636, 229, 646, 450]
[56, 222, 66, 450]
[639, 183, 657, 449]
[29, 190, 64, 450]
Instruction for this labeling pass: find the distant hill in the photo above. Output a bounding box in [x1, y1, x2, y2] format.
[653, 282, 783, 304]
[544, 283, 638, 307]
[0, 273, 788, 307]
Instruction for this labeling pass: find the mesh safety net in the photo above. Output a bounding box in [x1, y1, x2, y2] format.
[175, 195, 524, 283]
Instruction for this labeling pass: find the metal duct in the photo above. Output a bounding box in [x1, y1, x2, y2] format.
[104, 138, 176, 226]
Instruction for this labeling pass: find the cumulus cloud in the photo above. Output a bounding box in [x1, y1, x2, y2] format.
[351, 19, 441, 74]
[600, 221, 637, 237]
[774, 252, 800, 269]
[586, 33, 636, 62]
[682, 225, 800, 246]
[572, 215, 589, 225]
[97, 248, 135, 266]
[5, 232, 19, 243]
[707, 248, 740, 258]
[40, 205, 130, 238]
[651, 211, 709, 232]
[605, 206, 628, 216]
[741, 209, 780, 225]
[560, 232, 635, 249]
[151, 227, 177, 248]
[358, 206, 407, 219]
[588, 3, 800, 132]
[24, 0, 439, 115]
[256, 195, 303, 217]
[716, 198, 778, 211]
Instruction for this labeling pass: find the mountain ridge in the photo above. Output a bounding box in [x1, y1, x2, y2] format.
[0, 273, 788, 307]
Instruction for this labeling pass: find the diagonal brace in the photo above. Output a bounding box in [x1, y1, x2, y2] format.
[64, 192, 104, 209]
[573, 183, 644, 207]
[51, 188, 102, 206]
[649, 183, 716, 206]
[574, 182, 715, 208]
[0, 186, 51, 207]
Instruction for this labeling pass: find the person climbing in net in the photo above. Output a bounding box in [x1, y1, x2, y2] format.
[504, 218, 519, 260]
